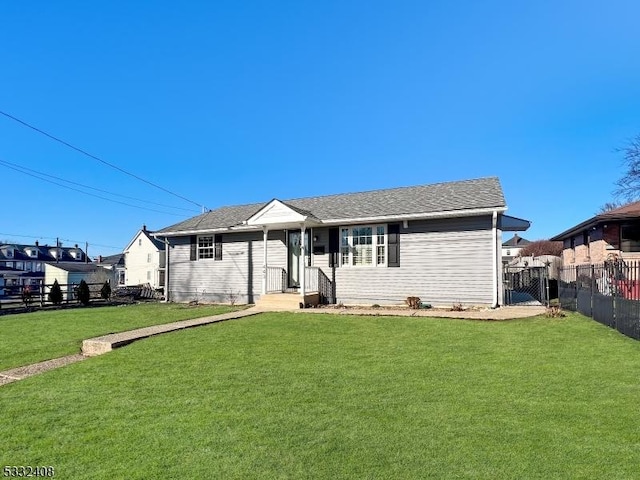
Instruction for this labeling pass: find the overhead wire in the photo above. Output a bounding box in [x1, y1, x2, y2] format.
[0, 159, 189, 217]
[0, 158, 200, 214]
[0, 109, 207, 210]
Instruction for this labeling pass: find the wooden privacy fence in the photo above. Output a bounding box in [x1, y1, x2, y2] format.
[0, 282, 107, 310]
[559, 261, 640, 340]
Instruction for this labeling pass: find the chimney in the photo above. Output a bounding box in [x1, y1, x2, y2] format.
[143, 224, 147, 232]
[99, 255, 103, 263]
[35, 240, 39, 247]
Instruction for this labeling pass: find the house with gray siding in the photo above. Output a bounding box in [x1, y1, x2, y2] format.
[155, 177, 529, 307]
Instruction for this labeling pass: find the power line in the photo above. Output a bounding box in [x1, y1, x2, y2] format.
[0, 109, 207, 210]
[0, 158, 190, 217]
[0, 158, 199, 213]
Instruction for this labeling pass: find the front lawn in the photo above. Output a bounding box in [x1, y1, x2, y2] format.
[0, 303, 242, 370]
[1, 312, 639, 479]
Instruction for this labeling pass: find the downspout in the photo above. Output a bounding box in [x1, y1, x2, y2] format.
[155, 235, 171, 303]
[492, 211, 499, 308]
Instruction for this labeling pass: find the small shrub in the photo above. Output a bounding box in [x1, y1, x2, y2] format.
[48, 280, 63, 305]
[100, 281, 112, 300]
[545, 305, 566, 318]
[77, 280, 91, 306]
[405, 296, 421, 309]
[21, 285, 33, 308]
[451, 302, 464, 312]
[226, 289, 239, 306]
[371, 304, 381, 309]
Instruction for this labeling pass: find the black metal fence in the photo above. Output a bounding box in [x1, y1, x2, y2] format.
[0, 281, 108, 312]
[559, 261, 640, 340]
[503, 266, 550, 306]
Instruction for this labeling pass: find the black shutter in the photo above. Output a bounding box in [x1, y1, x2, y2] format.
[328, 227, 339, 267]
[214, 234, 222, 261]
[190, 235, 197, 261]
[388, 224, 400, 267]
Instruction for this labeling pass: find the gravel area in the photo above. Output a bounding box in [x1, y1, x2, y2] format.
[298, 305, 547, 320]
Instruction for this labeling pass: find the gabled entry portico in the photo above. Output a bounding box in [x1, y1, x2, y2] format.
[246, 199, 323, 300]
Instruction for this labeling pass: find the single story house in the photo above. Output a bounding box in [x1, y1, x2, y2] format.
[156, 177, 530, 307]
[551, 201, 640, 265]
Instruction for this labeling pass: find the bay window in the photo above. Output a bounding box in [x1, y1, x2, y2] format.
[340, 225, 387, 267]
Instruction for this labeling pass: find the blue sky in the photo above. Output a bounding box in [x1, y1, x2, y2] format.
[1, 1, 639, 256]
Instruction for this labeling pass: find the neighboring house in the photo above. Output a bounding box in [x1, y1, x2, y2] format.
[156, 177, 530, 307]
[44, 262, 102, 300]
[123, 226, 166, 289]
[0, 266, 31, 296]
[501, 234, 531, 264]
[551, 201, 640, 265]
[0, 242, 88, 292]
[95, 253, 126, 286]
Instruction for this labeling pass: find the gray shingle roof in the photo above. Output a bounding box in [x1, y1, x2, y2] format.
[45, 262, 99, 273]
[158, 177, 506, 234]
[502, 235, 531, 247]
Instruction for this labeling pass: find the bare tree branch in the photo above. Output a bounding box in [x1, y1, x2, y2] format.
[614, 134, 640, 201]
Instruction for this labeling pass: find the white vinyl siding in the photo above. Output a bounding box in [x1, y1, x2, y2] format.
[125, 232, 163, 289]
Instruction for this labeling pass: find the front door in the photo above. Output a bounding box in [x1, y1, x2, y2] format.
[287, 230, 301, 288]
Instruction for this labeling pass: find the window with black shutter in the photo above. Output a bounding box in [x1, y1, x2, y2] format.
[388, 223, 400, 267]
[190, 235, 197, 261]
[214, 234, 222, 260]
[328, 227, 339, 267]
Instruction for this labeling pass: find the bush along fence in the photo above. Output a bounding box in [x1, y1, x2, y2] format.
[0, 280, 111, 312]
[559, 261, 640, 340]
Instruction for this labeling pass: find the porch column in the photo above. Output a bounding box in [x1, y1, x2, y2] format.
[300, 224, 306, 298]
[262, 226, 268, 295]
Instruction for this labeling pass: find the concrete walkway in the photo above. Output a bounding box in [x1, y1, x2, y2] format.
[0, 308, 262, 386]
[81, 308, 262, 356]
[0, 304, 546, 386]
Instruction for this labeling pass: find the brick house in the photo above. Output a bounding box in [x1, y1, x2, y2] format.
[551, 201, 640, 265]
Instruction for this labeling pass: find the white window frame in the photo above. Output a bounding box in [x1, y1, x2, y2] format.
[339, 224, 387, 267]
[198, 236, 215, 259]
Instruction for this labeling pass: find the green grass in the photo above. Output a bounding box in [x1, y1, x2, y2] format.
[1, 312, 640, 479]
[0, 303, 242, 370]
